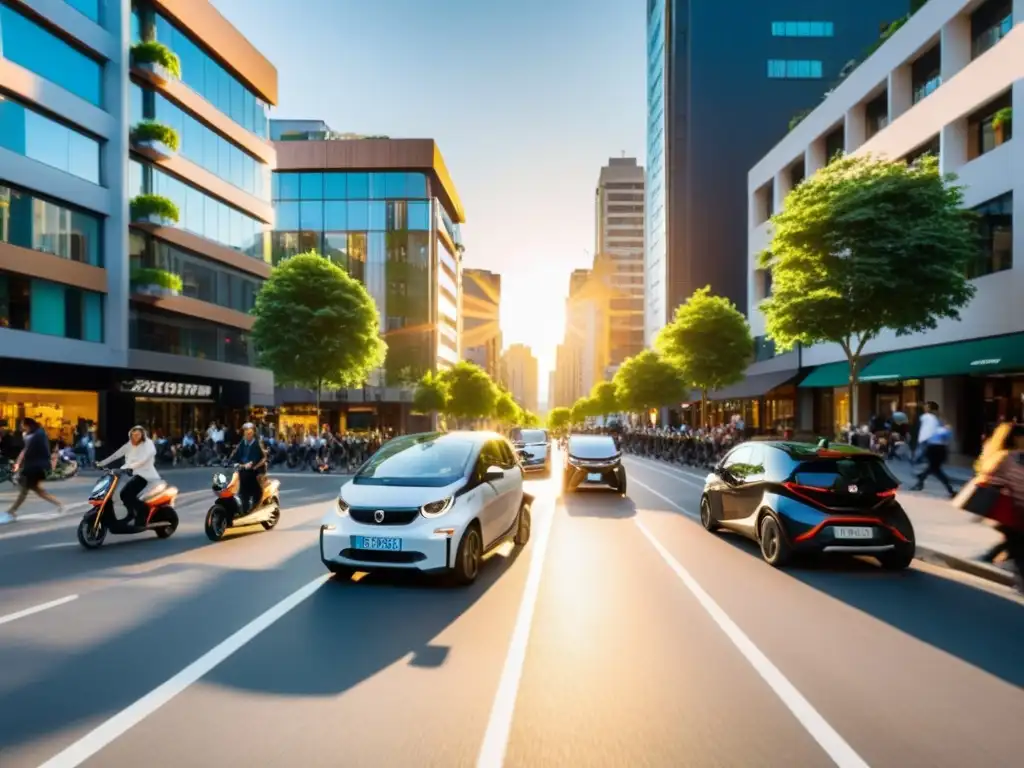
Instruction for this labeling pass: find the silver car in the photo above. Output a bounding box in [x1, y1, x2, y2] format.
[510, 428, 551, 477]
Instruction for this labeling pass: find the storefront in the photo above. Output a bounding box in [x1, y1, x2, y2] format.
[273, 386, 428, 436]
[0, 387, 98, 446]
[703, 371, 800, 435]
[110, 374, 250, 441]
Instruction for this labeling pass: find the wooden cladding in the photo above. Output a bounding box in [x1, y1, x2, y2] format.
[0, 242, 107, 293]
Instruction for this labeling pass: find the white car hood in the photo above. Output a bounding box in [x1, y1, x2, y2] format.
[339, 478, 465, 509]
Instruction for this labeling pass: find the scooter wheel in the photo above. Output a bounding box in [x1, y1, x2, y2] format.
[77, 515, 107, 549]
[205, 506, 229, 542]
[261, 500, 281, 530]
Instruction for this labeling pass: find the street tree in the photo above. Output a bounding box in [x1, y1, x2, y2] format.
[520, 410, 541, 428]
[570, 397, 595, 425]
[547, 406, 572, 432]
[493, 390, 521, 426]
[589, 380, 620, 416]
[760, 153, 977, 424]
[438, 361, 498, 427]
[613, 350, 689, 415]
[252, 251, 386, 424]
[656, 286, 752, 426]
[412, 370, 448, 429]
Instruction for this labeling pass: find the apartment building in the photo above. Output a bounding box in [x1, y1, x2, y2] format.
[501, 343, 539, 414]
[0, 0, 277, 446]
[462, 268, 502, 381]
[552, 258, 615, 407]
[743, 0, 1022, 455]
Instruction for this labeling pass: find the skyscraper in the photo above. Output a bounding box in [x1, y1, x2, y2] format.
[502, 343, 539, 414]
[644, 0, 911, 344]
[462, 268, 502, 381]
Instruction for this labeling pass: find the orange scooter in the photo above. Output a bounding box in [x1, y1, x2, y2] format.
[204, 465, 282, 541]
[77, 469, 180, 549]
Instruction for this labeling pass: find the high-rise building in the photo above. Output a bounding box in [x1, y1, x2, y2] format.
[270, 122, 466, 433]
[462, 268, 502, 381]
[502, 343, 539, 414]
[644, 0, 911, 345]
[552, 256, 616, 406]
[595, 157, 645, 366]
[1, 0, 277, 446]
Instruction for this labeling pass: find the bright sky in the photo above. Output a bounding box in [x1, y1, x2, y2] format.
[212, 0, 646, 403]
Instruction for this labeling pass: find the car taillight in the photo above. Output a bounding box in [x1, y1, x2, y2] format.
[877, 488, 898, 498]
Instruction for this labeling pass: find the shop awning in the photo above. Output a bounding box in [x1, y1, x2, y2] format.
[707, 369, 800, 401]
[798, 361, 851, 388]
[858, 333, 1024, 381]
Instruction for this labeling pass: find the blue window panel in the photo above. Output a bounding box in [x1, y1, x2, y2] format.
[347, 200, 369, 230]
[368, 201, 386, 230]
[347, 173, 369, 199]
[406, 172, 427, 198]
[767, 59, 823, 79]
[278, 173, 300, 200]
[324, 201, 347, 230]
[130, 83, 144, 126]
[272, 173, 280, 200]
[369, 173, 388, 199]
[324, 173, 347, 200]
[83, 292, 103, 342]
[0, 5, 103, 106]
[299, 201, 323, 230]
[0, 99, 100, 184]
[300, 172, 323, 200]
[30, 280, 65, 337]
[407, 201, 430, 230]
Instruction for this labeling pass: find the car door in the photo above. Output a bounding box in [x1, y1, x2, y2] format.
[496, 439, 524, 533]
[476, 440, 510, 546]
[727, 444, 767, 528]
[718, 445, 753, 521]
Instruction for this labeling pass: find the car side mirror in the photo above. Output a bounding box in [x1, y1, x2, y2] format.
[484, 466, 505, 482]
[516, 449, 529, 459]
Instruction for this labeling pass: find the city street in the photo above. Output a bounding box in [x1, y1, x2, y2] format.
[0, 455, 1021, 768]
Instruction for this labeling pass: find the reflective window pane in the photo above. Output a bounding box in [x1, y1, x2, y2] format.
[300, 172, 323, 200]
[324, 173, 347, 199]
[0, 183, 102, 265]
[0, 98, 101, 184]
[347, 173, 369, 199]
[407, 201, 430, 230]
[324, 201, 348, 230]
[347, 200, 369, 230]
[368, 201, 386, 230]
[276, 201, 299, 230]
[299, 201, 323, 230]
[278, 173, 300, 200]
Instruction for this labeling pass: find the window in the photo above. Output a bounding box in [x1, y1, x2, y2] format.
[971, 0, 1012, 58]
[352, 434, 475, 487]
[0, 271, 103, 341]
[968, 94, 1013, 159]
[0, 4, 103, 106]
[771, 21, 834, 37]
[0, 98, 101, 184]
[0, 182, 102, 265]
[272, 171, 429, 202]
[767, 60, 823, 79]
[865, 93, 889, 140]
[970, 192, 1013, 278]
[903, 135, 940, 166]
[911, 46, 941, 104]
[130, 308, 254, 365]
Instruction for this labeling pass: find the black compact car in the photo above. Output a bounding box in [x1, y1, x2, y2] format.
[700, 441, 915, 569]
[564, 434, 627, 495]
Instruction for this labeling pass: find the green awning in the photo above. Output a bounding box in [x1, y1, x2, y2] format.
[858, 333, 1024, 381]
[798, 361, 851, 388]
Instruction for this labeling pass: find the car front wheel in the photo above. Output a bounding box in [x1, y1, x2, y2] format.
[700, 495, 719, 532]
[452, 525, 483, 586]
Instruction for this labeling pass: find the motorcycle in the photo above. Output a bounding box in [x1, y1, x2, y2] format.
[77, 470, 180, 549]
[204, 465, 282, 541]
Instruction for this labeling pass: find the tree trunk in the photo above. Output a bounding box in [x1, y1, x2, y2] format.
[701, 389, 708, 429]
[315, 378, 322, 433]
[846, 356, 859, 433]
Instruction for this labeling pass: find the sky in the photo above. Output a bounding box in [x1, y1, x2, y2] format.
[212, 0, 647, 405]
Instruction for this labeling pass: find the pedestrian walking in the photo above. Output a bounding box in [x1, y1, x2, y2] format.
[909, 402, 957, 498]
[0, 418, 65, 524]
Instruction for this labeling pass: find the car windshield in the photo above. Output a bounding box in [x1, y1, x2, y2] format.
[568, 435, 618, 460]
[793, 457, 899, 492]
[510, 428, 547, 444]
[353, 434, 476, 487]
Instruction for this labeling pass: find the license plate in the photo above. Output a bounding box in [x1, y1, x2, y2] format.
[352, 536, 402, 551]
[833, 526, 873, 540]
[587, 472, 603, 482]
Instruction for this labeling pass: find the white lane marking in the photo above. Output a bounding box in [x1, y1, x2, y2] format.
[628, 477, 700, 520]
[34, 542, 79, 550]
[623, 456, 706, 488]
[476, 494, 557, 768]
[0, 594, 79, 627]
[38, 575, 330, 768]
[634, 520, 869, 768]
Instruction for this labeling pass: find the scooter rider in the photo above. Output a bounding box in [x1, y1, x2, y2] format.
[229, 422, 267, 515]
[97, 426, 160, 525]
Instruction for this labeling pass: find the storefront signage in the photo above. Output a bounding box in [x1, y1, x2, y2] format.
[121, 379, 213, 398]
[970, 358, 1001, 366]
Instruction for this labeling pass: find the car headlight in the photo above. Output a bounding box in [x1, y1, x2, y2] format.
[336, 497, 350, 517]
[420, 497, 454, 518]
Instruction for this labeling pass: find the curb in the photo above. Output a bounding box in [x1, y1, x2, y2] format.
[915, 545, 1017, 587]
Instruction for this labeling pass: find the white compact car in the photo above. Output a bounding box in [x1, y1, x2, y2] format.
[320, 431, 531, 585]
[510, 427, 551, 476]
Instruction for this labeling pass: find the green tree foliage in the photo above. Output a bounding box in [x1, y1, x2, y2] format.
[760, 154, 977, 424]
[656, 286, 752, 424]
[520, 410, 541, 428]
[252, 252, 386, 422]
[613, 350, 689, 414]
[547, 406, 572, 432]
[589, 380, 620, 416]
[412, 370, 448, 422]
[570, 397, 595, 424]
[493, 390, 522, 426]
[438, 361, 498, 426]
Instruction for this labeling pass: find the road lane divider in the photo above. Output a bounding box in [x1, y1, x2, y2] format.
[38, 574, 331, 768]
[634, 520, 869, 768]
[627, 477, 700, 520]
[0, 594, 79, 627]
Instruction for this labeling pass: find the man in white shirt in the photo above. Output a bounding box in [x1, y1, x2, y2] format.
[910, 402, 956, 497]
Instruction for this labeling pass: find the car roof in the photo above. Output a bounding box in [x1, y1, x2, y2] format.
[754, 440, 877, 459]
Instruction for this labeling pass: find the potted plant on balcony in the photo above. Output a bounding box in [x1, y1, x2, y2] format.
[131, 267, 183, 298]
[130, 40, 182, 82]
[129, 121, 180, 157]
[130, 194, 179, 226]
[992, 107, 1012, 144]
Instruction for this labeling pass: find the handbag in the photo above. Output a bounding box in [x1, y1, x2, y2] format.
[953, 478, 1014, 522]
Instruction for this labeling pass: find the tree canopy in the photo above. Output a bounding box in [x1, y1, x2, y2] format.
[252, 252, 386, 414]
[519, 410, 541, 428]
[613, 350, 689, 413]
[412, 370, 447, 415]
[589, 380, 620, 416]
[656, 286, 752, 396]
[547, 406, 572, 432]
[493, 390, 521, 425]
[437, 361, 498, 424]
[570, 397, 595, 424]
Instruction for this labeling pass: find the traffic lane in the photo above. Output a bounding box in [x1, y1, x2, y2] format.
[76, 484, 554, 768]
[0, 496, 340, 768]
[504, 486, 832, 768]
[624, 459, 1024, 768]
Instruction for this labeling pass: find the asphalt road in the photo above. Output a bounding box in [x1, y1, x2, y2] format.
[0, 454, 1021, 767]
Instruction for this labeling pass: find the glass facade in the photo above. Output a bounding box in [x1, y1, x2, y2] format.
[130, 231, 260, 314]
[0, 98, 101, 184]
[0, 271, 103, 342]
[130, 85, 270, 200]
[971, 192, 1013, 278]
[132, 6, 270, 138]
[130, 308, 254, 366]
[771, 21, 834, 37]
[767, 59, 824, 79]
[644, 0, 667, 346]
[273, 170, 441, 383]
[0, 3, 103, 106]
[0, 182, 102, 266]
[129, 160, 269, 259]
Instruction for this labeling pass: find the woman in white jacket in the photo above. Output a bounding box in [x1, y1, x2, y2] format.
[97, 425, 162, 524]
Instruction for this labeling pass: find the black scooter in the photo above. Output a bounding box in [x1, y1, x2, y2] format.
[77, 470, 180, 549]
[204, 466, 282, 541]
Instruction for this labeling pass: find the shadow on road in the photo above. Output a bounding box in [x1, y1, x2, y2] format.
[563, 490, 636, 519]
